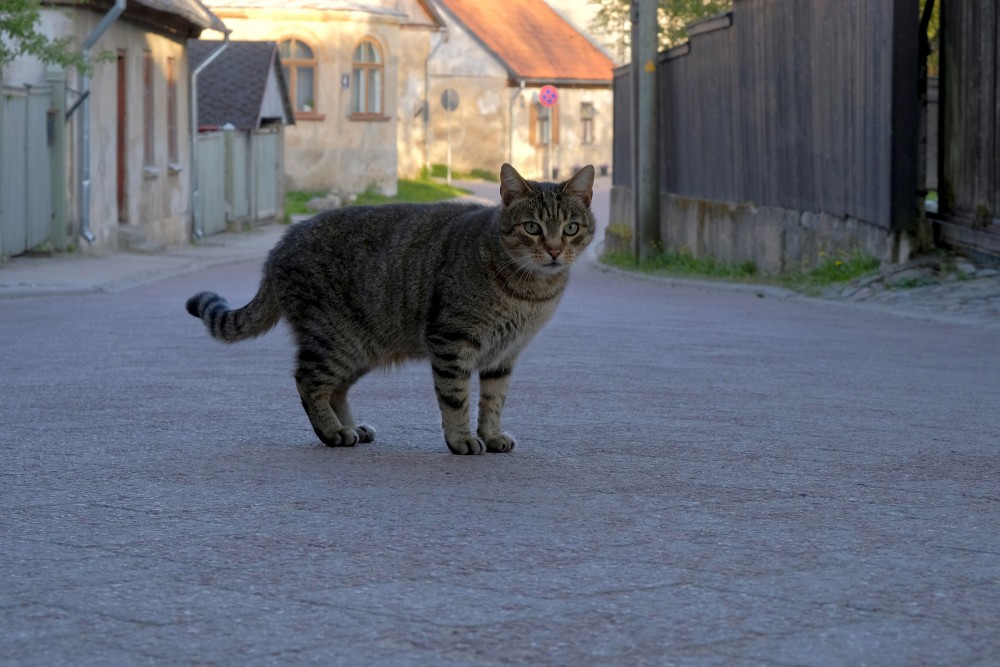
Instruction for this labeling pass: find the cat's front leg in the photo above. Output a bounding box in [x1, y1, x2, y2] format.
[429, 348, 484, 455]
[477, 363, 516, 453]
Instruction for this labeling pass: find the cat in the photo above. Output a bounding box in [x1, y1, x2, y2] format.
[186, 163, 595, 455]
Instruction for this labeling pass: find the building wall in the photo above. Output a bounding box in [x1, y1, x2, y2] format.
[509, 86, 614, 181]
[395, 26, 435, 179]
[6, 10, 193, 251]
[214, 9, 403, 196]
[422, 5, 613, 182]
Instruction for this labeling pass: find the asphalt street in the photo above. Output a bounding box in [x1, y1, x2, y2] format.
[1, 184, 999, 664]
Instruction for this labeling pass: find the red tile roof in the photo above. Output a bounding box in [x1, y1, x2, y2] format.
[436, 0, 614, 85]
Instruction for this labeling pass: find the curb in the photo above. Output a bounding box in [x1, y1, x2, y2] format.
[0, 225, 285, 299]
[584, 247, 1000, 330]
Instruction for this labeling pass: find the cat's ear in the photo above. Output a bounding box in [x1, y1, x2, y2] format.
[561, 165, 595, 208]
[500, 163, 531, 206]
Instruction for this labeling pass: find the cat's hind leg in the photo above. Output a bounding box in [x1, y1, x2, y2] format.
[294, 348, 366, 447]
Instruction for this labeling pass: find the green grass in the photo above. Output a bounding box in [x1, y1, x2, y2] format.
[284, 189, 326, 219]
[602, 249, 759, 281]
[285, 179, 470, 221]
[780, 253, 881, 293]
[602, 248, 880, 295]
[423, 164, 499, 182]
[468, 168, 499, 182]
[352, 179, 470, 206]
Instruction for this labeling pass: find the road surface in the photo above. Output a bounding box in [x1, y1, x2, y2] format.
[1, 182, 998, 665]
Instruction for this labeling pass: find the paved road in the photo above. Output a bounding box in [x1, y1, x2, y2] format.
[2, 184, 999, 664]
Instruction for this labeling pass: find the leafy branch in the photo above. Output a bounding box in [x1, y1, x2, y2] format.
[1, 0, 86, 72]
[588, 0, 734, 57]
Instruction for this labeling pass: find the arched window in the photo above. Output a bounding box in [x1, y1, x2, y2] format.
[351, 38, 383, 117]
[279, 38, 319, 117]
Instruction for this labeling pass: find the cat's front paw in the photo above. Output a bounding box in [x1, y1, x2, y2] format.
[356, 425, 376, 443]
[445, 434, 486, 455]
[481, 432, 516, 453]
[321, 427, 360, 447]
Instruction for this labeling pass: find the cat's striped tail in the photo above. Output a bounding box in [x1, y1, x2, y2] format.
[185, 284, 281, 343]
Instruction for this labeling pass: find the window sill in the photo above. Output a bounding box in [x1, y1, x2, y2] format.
[294, 111, 326, 121]
[350, 113, 390, 122]
[168, 162, 183, 175]
[143, 165, 160, 179]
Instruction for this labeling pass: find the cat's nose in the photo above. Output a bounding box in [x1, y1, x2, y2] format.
[547, 248, 562, 259]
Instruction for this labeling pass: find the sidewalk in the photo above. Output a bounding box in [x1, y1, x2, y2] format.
[0, 224, 288, 298]
[3, 209, 999, 331]
[0, 183, 501, 299]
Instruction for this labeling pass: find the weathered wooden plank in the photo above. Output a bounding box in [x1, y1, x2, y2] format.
[612, 68, 632, 188]
[26, 88, 53, 250]
[196, 132, 227, 235]
[0, 90, 28, 257]
[615, 0, 913, 233]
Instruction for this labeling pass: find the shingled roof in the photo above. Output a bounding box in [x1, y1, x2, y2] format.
[435, 0, 614, 85]
[188, 40, 295, 131]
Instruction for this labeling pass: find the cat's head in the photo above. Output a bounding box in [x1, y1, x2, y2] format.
[496, 164, 596, 274]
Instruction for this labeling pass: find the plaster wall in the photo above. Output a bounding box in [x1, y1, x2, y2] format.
[215, 10, 401, 196]
[9, 10, 192, 252]
[424, 13, 613, 181]
[395, 27, 434, 179]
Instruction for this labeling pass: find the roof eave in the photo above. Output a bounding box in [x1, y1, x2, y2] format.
[513, 77, 614, 88]
[271, 47, 297, 126]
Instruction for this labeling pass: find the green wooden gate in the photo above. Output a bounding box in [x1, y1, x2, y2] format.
[0, 85, 53, 258]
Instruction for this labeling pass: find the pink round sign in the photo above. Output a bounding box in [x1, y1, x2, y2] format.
[539, 85, 558, 107]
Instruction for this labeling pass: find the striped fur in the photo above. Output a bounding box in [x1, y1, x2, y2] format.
[185, 163, 595, 454]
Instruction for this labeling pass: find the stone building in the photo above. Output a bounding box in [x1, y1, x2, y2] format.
[1, 0, 226, 253]
[201, 0, 614, 194]
[203, 0, 444, 196]
[426, 0, 615, 181]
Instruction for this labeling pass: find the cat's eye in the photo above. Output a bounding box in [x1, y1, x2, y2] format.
[564, 222, 580, 236]
[523, 221, 542, 235]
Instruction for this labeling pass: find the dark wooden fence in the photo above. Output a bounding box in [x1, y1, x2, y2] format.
[669, 0, 917, 231]
[612, 0, 921, 261]
[612, 66, 632, 190]
[937, 1, 1000, 256]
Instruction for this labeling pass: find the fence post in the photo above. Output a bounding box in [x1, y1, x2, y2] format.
[47, 66, 68, 251]
[632, 0, 661, 261]
[0, 89, 5, 259]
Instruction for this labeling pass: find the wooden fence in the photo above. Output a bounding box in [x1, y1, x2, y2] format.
[668, 0, 917, 230]
[0, 85, 53, 258]
[937, 1, 1000, 256]
[611, 0, 922, 269]
[196, 127, 283, 236]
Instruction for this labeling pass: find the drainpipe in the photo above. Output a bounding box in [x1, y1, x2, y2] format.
[78, 0, 126, 243]
[508, 79, 524, 165]
[190, 31, 230, 239]
[423, 28, 447, 172]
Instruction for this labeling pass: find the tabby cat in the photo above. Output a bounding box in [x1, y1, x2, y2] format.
[186, 163, 595, 454]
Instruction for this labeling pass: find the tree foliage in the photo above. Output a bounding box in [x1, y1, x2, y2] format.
[588, 0, 733, 58]
[1, 0, 83, 71]
[919, 0, 939, 77]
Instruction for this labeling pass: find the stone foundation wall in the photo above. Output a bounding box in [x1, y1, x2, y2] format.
[607, 187, 909, 273]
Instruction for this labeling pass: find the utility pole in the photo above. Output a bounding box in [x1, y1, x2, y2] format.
[632, 0, 660, 261]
